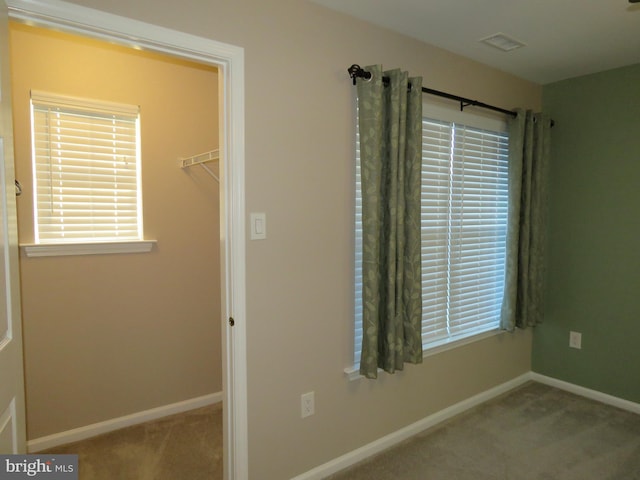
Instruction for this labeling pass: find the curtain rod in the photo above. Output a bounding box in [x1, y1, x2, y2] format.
[347, 64, 517, 118]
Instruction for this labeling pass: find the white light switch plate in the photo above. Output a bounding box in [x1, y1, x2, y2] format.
[250, 213, 266, 240]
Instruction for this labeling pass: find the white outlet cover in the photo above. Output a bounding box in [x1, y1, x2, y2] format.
[301, 391, 315, 418]
[569, 331, 582, 349]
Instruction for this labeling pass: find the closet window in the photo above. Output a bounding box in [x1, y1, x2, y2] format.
[30, 91, 143, 244]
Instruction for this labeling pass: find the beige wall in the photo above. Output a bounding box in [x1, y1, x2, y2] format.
[10, 23, 221, 440]
[19, 1, 542, 478]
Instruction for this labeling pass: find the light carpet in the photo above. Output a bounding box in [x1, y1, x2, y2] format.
[43, 403, 222, 480]
[327, 382, 640, 480]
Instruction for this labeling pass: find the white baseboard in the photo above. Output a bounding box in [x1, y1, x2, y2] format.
[27, 391, 222, 453]
[291, 373, 532, 480]
[294, 372, 640, 480]
[530, 372, 640, 415]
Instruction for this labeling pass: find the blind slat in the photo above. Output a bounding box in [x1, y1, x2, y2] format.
[354, 108, 508, 366]
[32, 93, 142, 243]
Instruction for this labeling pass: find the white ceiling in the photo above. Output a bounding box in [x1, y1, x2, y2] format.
[311, 0, 640, 85]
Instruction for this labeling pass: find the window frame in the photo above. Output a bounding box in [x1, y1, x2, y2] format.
[352, 100, 509, 370]
[22, 91, 153, 257]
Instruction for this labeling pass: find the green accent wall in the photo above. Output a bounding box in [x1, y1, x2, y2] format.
[533, 63, 640, 403]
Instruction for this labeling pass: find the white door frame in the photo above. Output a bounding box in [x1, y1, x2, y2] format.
[0, 0, 27, 454]
[5, 1, 248, 478]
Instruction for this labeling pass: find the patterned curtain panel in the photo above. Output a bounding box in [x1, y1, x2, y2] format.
[501, 110, 552, 331]
[356, 65, 423, 379]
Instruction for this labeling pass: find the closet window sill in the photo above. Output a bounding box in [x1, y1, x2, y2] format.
[20, 240, 157, 258]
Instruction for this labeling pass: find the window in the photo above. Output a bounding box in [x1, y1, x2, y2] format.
[354, 104, 509, 365]
[30, 91, 142, 245]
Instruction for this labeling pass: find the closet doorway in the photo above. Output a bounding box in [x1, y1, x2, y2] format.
[10, 1, 247, 479]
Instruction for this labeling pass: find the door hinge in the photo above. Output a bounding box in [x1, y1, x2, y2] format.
[229, 317, 235, 327]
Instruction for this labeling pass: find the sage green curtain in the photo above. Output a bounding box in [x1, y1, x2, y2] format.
[501, 109, 551, 331]
[356, 65, 423, 379]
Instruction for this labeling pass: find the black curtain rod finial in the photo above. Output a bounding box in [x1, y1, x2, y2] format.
[348, 64, 371, 85]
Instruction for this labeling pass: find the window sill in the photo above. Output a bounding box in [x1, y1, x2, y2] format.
[20, 240, 157, 258]
[344, 328, 506, 381]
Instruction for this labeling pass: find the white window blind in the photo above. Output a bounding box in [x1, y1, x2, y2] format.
[354, 121, 363, 365]
[354, 110, 509, 365]
[30, 91, 142, 244]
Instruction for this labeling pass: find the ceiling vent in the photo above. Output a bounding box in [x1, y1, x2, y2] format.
[479, 33, 526, 52]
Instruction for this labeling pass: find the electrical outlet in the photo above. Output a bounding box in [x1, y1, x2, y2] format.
[569, 331, 582, 349]
[301, 391, 315, 418]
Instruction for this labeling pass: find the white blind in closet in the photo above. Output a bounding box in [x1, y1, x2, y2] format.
[30, 91, 142, 244]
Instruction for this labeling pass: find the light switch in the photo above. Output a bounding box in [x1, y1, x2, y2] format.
[255, 217, 264, 235]
[250, 213, 266, 240]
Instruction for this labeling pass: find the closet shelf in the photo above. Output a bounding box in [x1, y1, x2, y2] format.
[179, 149, 219, 182]
[179, 149, 219, 168]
